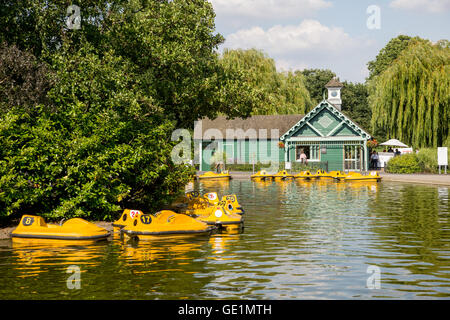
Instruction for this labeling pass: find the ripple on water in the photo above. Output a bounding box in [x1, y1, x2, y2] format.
[0, 181, 449, 299]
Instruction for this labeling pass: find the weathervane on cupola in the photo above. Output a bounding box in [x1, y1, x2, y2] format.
[325, 77, 344, 111]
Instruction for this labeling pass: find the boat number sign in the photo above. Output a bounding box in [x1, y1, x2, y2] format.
[23, 217, 35, 226]
[140, 215, 152, 225]
[129, 210, 141, 219]
[207, 193, 217, 201]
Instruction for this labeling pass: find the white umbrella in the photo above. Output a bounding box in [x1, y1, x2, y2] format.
[379, 139, 408, 148]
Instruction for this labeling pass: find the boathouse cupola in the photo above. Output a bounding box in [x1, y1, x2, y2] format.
[325, 77, 344, 110]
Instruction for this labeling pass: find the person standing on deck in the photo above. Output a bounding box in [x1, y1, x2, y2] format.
[373, 151, 379, 169]
[299, 149, 308, 165]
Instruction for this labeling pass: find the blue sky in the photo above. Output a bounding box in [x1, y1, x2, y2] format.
[210, 0, 450, 83]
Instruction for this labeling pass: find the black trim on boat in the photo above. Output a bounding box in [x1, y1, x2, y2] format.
[10, 232, 111, 240]
[205, 220, 243, 226]
[122, 226, 216, 236]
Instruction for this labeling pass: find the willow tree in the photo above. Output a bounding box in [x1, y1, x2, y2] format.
[220, 48, 312, 115]
[369, 40, 450, 148]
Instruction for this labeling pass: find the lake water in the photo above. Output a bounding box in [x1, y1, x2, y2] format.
[0, 179, 449, 299]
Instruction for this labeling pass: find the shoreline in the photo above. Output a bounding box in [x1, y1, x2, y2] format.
[205, 171, 450, 186]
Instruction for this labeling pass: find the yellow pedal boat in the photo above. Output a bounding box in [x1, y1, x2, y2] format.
[184, 191, 220, 210]
[293, 171, 313, 180]
[197, 171, 231, 180]
[344, 171, 382, 182]
[121, 210, 215, 240]
[328, 171, 348, 180]
[251, 170, 273, 182]
[185, 201, 244, 232]
[11, 215, 110, 241]
[311, 169, 333, 179]
[273, 170, 294, 181]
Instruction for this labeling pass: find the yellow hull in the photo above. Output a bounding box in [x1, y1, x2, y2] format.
[344, 171, 382, 182]
[344, 177, 381, 182]
[198, 176, 231, 180]
[273, 176, 293, 181]
[121, 210, 215, 240]
[273, 170, 294, 181]
[11, 237, 106, 246]
[251, 170, 273, 182]
[294, 171, 313, 180]
[187, 205, 244, 228]
[251, 176, 272, 182]
[197, 171, 231, 180]
[122, 231, 214, 241]
[11, 215, 110, 241]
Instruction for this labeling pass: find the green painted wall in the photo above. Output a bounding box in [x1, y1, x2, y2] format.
[308, 109, 341, 136]
[201, 142, 213, 171]
[320, 145, 344, 171]
[293, 126, 320, 137]
[197, 139, 282, 170]
[333, 124, 358, 136]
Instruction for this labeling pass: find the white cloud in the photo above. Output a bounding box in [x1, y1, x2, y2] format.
[221, 20, 375, 82]
[389, 0, 450, 13]
[224, 20, 358, 55]
[276, 59, 309, 72]
[210, 0, 332, 20]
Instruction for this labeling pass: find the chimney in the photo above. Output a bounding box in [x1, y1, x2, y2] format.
[325, 77, 344, 110]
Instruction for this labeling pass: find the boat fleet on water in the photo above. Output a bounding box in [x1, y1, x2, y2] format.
[197, 169, 382, 183]
[251, 169, 382, 182]
[9, 169, 381, 244]
[10, 191, 244, 243]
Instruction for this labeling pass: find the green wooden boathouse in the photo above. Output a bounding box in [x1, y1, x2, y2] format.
[195, 78, 372, 172]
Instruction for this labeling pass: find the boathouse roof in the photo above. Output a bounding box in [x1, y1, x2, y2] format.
[194, 114, 305, 140]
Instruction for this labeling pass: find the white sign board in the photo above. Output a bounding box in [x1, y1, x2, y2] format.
[438, 147, 448, 166]
[285, 162, 292, 170]
[378, 152, 394, 168]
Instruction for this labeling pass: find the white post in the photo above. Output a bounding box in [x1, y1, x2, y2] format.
[199, 141, 203, 172]
[363, 140, 368, 172]
[438, 147, 448, 175]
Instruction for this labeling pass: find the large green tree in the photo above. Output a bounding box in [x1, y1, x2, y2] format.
[366, 35, 427, 80]
[369, 40, 449, 148]
[0, 1, 257, 222]
[341, 81, 371, 135]
[298, 69, 336, 105]
[220, 48, 312, 115]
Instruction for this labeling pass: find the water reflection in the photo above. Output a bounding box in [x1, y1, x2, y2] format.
[11, 239, 107, 278]
[366, 184, 450, 297]
[0, 180, 449, 299]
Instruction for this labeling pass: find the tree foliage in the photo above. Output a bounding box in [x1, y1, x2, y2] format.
[367, 35, 427, 80]
[0, 43, 55, 113]
[220, 49, 313, 115]
[340, 81, 371, 134]
[298, 68, 336, 105]
[386, 154, 421, 174]
[369, 40, 449, 148]
[0, 0, 258, 222]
